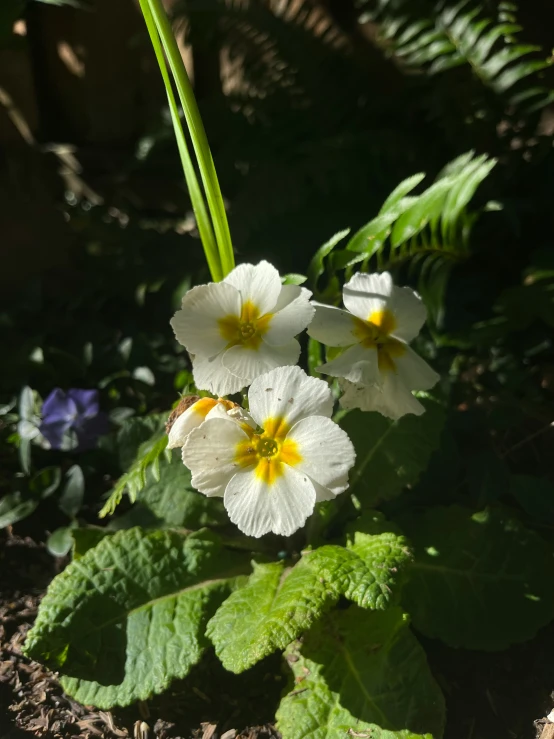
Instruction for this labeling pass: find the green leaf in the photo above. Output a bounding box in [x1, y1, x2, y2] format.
[116, 414, 167, 471]
[207, 560, 331, 673]
[0, 491, 39, 528]
[47, 526, 76, 557]
[400, 506, 554, 650]
[71, 527, 111, 559]
[29, 466, 62, 500]
[136, 450, 227, 528]
[100, 429, 169, 518]
[282, 273, 308, 285]
[24, 528, 248, 708]
[59, 465, 85, 518]
[208, 529, 411, 673]
[307, 337, 323, 377]
[510, 474, 554, 524]
[340, 398, 445, 506]
[307, 228, 350, 294]
[276, 606, 445, 739]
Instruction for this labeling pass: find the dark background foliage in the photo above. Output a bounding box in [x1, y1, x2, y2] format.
[1, 1, 554, 738]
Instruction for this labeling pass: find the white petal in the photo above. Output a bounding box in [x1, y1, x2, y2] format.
[287, 416, 355, 489]
[307, 303, 359, 347]
[395, 346, 439, 391]
[311, 479, 339, 502]
[224, 261, 282, 317]
[182, 418, 250, 497]
[263, 287, 315, 346]
[248, 365, 333, 429]
[193, 353, 246, 396]
[167, 398, 217, 449]
[224, 464, 316, 537]
[221, 340, 300, 384]
[339, 376, 425, 420]
[170, 282, 241, 357]
[388, 286, 427, 342]
[342, 272, 392, 320]
[318, 343, 379, 386]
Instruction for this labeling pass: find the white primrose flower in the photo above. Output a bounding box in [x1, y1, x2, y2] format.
[170, 261, 315, 396]
[307, 271, 439, 420]
[182, 365, 356, 538]
[166, 396, 239, 449]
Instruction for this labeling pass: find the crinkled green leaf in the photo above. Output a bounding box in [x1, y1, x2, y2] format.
[208, 528, 411, 673]
[276, 606, 445, 739]
[400, 506, 554, 650]
[207, 560, 330, 674]
[24, 527, 248, 708]
[340, 398, 445, 506]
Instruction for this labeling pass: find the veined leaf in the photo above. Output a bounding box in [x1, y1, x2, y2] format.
[276, 606, 445, 739]
[24, 528, 248, 708]
[400, 505, 554, 650]
[340, 398, 445, 506]
[207, 528, 411, 673]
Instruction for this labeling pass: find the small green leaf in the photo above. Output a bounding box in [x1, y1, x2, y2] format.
[400, 506, 554, 650]
[24, 528, 248, 708]
[0, 491, 39, 528]
[307, 337, 323, 377]
[340, 398, 445, 506]
[30, 467, 62, 500]
[47, 526, 76, 557]
[59, 465, 85, 518]
[276, 606, 445, 739]
[281, 273, 308, 285]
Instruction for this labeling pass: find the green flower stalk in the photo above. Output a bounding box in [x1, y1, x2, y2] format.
[138, 0, 235, 281]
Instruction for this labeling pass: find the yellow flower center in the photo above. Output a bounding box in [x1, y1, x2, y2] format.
[218, 300, 272, 350]
[234, 416, 302, 486]
[352, 308, 406, 374]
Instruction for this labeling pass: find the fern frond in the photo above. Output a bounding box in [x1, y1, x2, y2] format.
[99, 430, 170, 518]
[370, 0, 554, 115]
[309, 151, 496, 322]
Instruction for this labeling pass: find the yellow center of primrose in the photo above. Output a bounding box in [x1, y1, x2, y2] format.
[352, 308, 406, 373]
[234, 416, 302, 486]
[218, 300, 272, 350]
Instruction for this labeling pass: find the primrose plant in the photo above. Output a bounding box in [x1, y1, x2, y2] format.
[23, 3, 554, 739]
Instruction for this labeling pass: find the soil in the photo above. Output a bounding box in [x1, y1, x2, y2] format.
[1, 526, 554, 739]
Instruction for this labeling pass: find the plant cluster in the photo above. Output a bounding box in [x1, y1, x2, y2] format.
[1, 0, 554, 737]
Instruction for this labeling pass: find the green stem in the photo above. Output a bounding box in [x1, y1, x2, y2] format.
[139, 0, 222, 281]
[144, 0, 235, 278]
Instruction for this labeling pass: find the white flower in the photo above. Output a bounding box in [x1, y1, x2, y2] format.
[182, 365, 356, 537]
[307, 272, 439, 420]
[170, 261, 315, 396]
[167, 396, 239, 449]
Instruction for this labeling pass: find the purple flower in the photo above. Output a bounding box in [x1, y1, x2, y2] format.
[40, 389, 109, 451]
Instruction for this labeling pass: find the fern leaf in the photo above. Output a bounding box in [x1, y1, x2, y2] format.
[370, 0, 554, 116]
[99, 431, 170, 518]
[309, 151, 495, 324]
